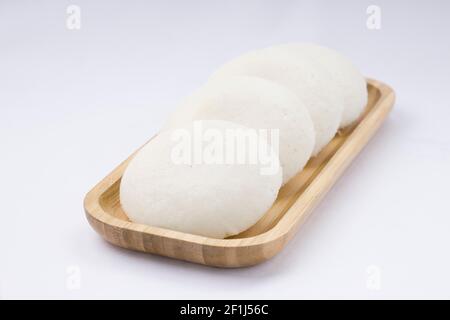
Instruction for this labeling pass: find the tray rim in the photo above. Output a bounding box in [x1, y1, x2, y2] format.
[84, 78, 395, 266]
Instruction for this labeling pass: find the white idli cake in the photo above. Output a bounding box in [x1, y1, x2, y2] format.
[120, 120, 282, 239]
[164, 76, 315, 184]
[276, 43, 368, 128]
[211, 46, 344, 155]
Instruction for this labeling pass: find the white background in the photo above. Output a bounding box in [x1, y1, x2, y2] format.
[1, 0, 449, 299]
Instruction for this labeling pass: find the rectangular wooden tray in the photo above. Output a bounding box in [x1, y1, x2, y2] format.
[84, 79, 395, 268]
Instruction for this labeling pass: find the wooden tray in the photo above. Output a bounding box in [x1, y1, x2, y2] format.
[84, 79, 395, 268]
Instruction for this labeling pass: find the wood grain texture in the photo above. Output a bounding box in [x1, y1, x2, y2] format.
[84, 79, 395, 268]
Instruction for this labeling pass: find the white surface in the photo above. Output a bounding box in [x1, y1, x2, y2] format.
[1, 0, 450, 299]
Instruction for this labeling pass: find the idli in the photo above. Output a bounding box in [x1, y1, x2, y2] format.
[211, 46, 344, 155]
[164, 75, 315, 184]
[120, 120, 282, 239]
[275, 43, 368, 127]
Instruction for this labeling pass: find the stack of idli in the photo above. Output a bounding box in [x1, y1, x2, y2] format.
[120, 43, 368, 238]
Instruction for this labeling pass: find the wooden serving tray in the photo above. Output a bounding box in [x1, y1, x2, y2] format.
[84, 79, 395, 268]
